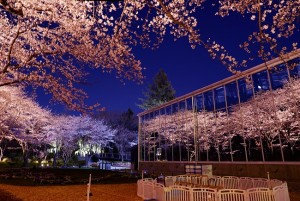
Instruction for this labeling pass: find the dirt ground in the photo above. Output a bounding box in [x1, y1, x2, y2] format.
[0, 182, 300, 201]
[288, 182, 300, 201]
[0, 183, 143, 201]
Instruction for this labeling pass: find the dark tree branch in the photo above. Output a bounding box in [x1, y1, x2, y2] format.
[0, 80, 20, 87]
[0, 0, 23, 16]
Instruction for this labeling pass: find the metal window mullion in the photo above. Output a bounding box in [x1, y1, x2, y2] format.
[138, 116, 141, 168]
[192, 96, 198, 162]
[251, 74, 256, 99]
[236, 79, 249, 162]
[286, 62, 292, 81]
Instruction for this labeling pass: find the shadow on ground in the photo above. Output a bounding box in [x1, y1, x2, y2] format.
[0, 189, 23, 201]
[288, 182, 300, 201]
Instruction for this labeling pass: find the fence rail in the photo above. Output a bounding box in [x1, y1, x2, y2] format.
[137, 175, 290, 201]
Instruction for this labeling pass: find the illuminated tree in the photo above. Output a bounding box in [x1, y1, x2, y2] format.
[0, 0, 143, 111]
[113, 109, 138, 161]
[2, 1, 296, 110]
[140, 72, 300, 162]
[0, 86, 51, 166]
[45, 115, 115, 167]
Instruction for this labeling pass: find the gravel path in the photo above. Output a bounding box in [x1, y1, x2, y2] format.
[0, 183, 143, 201]
[1, 182, 300, 201]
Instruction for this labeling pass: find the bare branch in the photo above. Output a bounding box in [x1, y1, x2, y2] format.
[0, 0, 23, 16]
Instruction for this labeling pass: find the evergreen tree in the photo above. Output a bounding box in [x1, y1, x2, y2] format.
[118, 108, 138, 131]
[138, 69, 176, 110]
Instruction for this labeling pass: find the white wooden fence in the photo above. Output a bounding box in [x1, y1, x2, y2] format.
[137, 175, 290, 201]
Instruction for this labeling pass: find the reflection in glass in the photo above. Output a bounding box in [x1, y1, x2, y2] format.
[204, 90, 214, 111]
[166, 105, 172, 115]
[225, 81, 239, 106]
[172, 103, 179, 114]
[139, 56, 300, 163]
[270, 64, 289, 90]
[154, 110, 159, 117]
[160, 108, 166, 115]
[196, 94, 204, 112]
[149, 112, 154, 119]
[289, 58, 300, 78]
[179, 100, 186, 111]
[252, 70, 270, 93]
[186, 98, 193, 110]
[238, 78, 253, 103]
[214, 87, 226, 110]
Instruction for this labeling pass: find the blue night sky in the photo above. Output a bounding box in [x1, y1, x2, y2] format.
[36, 7, 263, 115]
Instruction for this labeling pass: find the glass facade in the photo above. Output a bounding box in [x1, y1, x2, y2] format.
[139, 54, 300, 163]
[225, 81, 239, 106]
[252, 70, 270, 93]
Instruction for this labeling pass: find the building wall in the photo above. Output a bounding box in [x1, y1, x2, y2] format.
[138, 50, 300, 182]
[139, 161, 300, 182]
[138, 50, 300, 164]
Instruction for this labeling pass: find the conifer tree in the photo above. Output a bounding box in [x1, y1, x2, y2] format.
[138, 69, 175, 110]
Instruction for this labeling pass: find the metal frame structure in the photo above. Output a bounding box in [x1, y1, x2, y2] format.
[138, 49, 300, 167]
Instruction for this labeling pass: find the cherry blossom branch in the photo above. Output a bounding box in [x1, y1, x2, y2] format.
[156, 0, 202, 45]
[1, 25, 22, 75]
[0, 80, 20, 87]
[257, 0, 288, 69]
[0, 0, 23, 16]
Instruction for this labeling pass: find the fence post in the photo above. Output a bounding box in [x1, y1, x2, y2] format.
[87, 174, 92, 201]
[189, 188, 193, 201]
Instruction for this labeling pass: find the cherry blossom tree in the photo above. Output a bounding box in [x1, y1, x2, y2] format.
[274, 79, 300, 157]
[45, 115, 115, 167]
[0, 86, 51, 166]
[140, 71, 300, 162]
[1, 0, 298, 111]
[74, 116, 115, 165]
[11, 98, 50, 166]
[0, 0, 143, 111]
[114, 127, 137, 161]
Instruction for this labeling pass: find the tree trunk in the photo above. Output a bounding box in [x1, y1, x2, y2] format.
[0, 147, 3, 162]
[270, 141, 274, 156]
[259, 135, 265, 162]
[217, 143, 220, 162]
[63, 158, 68, 167]
[53, 152, 57, 167]
[23, 154, 29, 167]
[248, 140, 251, 157]
[21, 143, 29, 167]
[86, 155, 89, 166]
[229, 138, 233, 162]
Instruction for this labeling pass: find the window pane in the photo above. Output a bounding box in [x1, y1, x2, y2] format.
[172, 103, 178, 114]
[149, 112, 154, 119]
[160, 108, 166, 115]
[214, 86, 226, 110]
[166, 105, 172, 115]
[141, 115, 146, 123]
[252, 70, 270, 93]
[196, 94, 204, 112]
[154, 110, 159, 117]
[187, 98, 193, 110]
[179, 100, 186, 111]
[238, 78, 253, 103]
[225, 81, 239, 106]
[289, 58, 300, 78]
[270, 64, 289, 90]
[204, 90, 214, 111]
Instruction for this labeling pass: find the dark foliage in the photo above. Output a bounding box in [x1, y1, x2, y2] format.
[138, 69, 175, 110]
